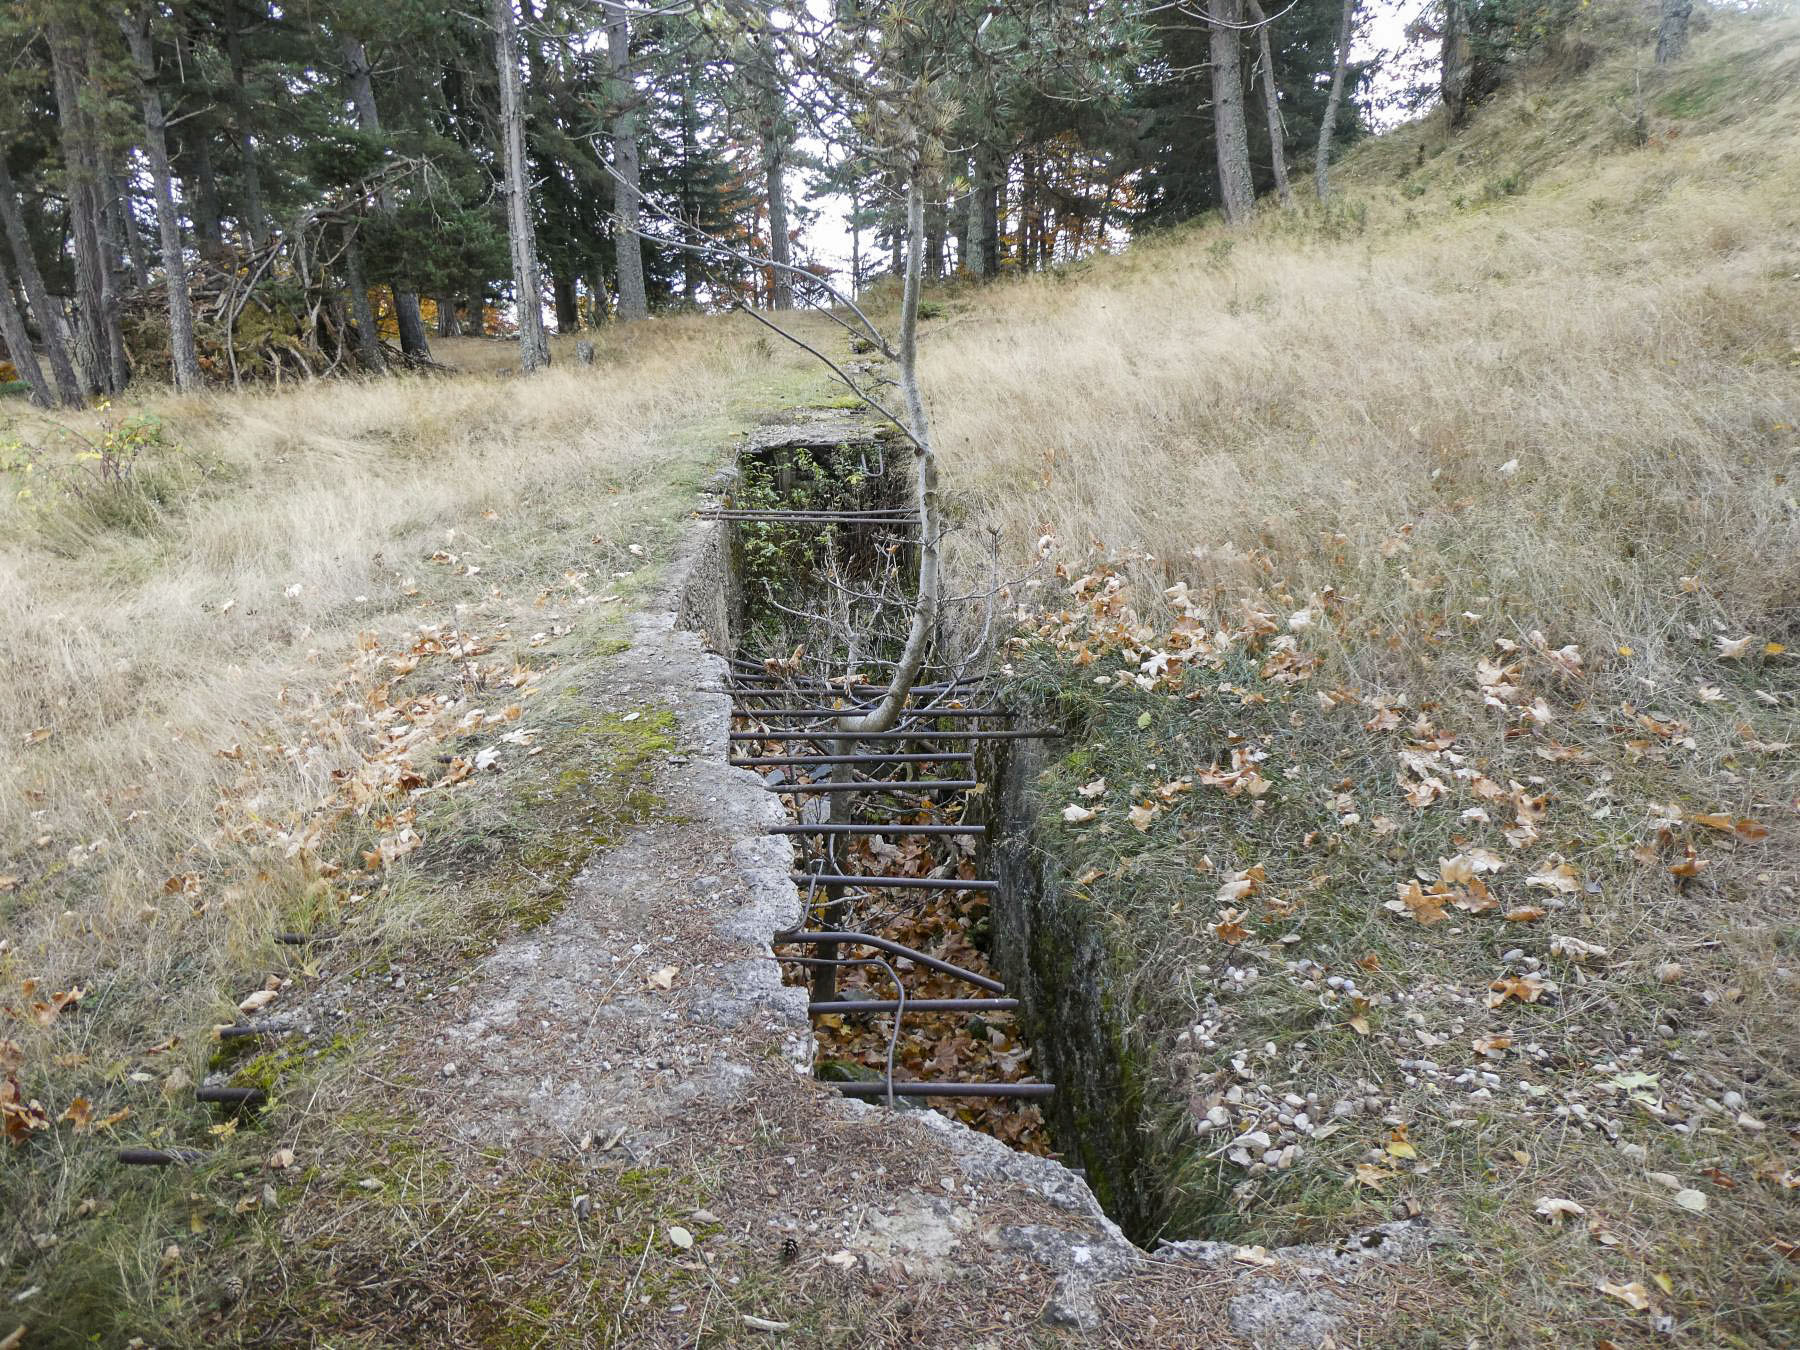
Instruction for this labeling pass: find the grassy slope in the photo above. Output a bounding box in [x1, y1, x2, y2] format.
[936, 6, 1800, 1343]
[0, 319, 833, 1340]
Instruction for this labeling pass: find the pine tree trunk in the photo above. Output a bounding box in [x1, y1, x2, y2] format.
[120, 8, 201, 391]
[342, 234, 384, 371]
[926, 195, 944, 279]
[764, 148, 791, 308]
[1020, 152, 1036, 269]
[1316, 0, 1357, 201]
[605, 2, 648, 321]
[0, 260, 55, 408]
[680, 71, 701, 305]
[97, 170, 132, 295]
[0, 155, 84, 406]
[1655, 0, 1691, 64]
[47, 27, 121, 393]
[965, 152, 986, 277]
[184, 126, 226, 261]
[989, 153, 1007, 276]
[468, 275, 487, 334]
[84, 35, 132, 391]
[1245, 0, 1293, 207]
[1208, 0, 1256, 224]
[436, 294, 461, 337]
[553, 275, 580, 332]
[849, 186, 862, 294]
[226, 10, 268, 247]
[105, 163, 152, 290]
[753, 14, 792, 310]
[953, 165, 971, 274]
[981, 149, 1001, 277]
[1441, 0, 1474, 127]
[494, 0, 549, 371]
[340, 33, 431, 360]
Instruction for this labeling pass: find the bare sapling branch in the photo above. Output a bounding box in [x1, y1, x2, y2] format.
[832, 171, 942, 737]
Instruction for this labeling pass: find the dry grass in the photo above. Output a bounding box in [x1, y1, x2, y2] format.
[5, 4, 1798, 1343]
[925, 8, 1800, 1341]
[0, 313, 828, 1337]
[930, 14, 1800, 675]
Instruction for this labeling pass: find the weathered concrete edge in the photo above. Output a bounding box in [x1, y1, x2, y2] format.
[650, 465, 1444, 1343]
[653, 476, 1143, 1243]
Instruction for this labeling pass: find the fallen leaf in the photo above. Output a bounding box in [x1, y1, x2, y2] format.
[1597, 1280, 1650, 1312]
[1060, 804, 1096, 825]
[1668, 845, 1709, 878]
[238, 989, 279, 1015]
[1214, 910, 1250, 945]
[1525, 862, 1579, 895]
[1486, 973, 1547, 1007]
[1716, 635, 1754, 660]
[1390, 880, 1449, 926]
[1535, 1196, 1586, 1224]
[646, 966, 678, 992]
[667, 1225, 694, 1250]
[1671, 1188, 1707, 1213]
[1549, 934, 1609, 963]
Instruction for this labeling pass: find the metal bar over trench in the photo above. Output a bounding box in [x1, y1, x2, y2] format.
[731, 752, 973, 767]
[791, 872, 997, 893]
[811, 997, 1020, 1014]
[834, 1082, 1054, 1100]
[767, 823, 984, 836]
[730, 729, 1059, 742]
[773, 930, 1005, 993]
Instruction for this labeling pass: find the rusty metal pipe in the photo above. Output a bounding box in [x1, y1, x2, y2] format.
[773, 931, 1004, 992]
[731, 752, 972, 767]
[766, 824, 985, 836]
[730, 729, 1058, 742]
[790, 873, 997, 893]
[739, 706, 1006, 718]
[811, 998, 1019, 1014]
[772, 780, 977, 793]
[833, 1082, 1054, 1099]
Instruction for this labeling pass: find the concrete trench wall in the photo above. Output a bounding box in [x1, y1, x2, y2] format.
[655, 434, 1435, 1344]
[978, 732, 1179, 1244]
[674, 428, 1162, 1234]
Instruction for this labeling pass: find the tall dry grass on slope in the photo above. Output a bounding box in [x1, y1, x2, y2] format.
[928, 13, 1800, 698]
[3, 320, 777, 916]
[920, 12, 1800, 1339]
[0, 315, 818, 1331]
